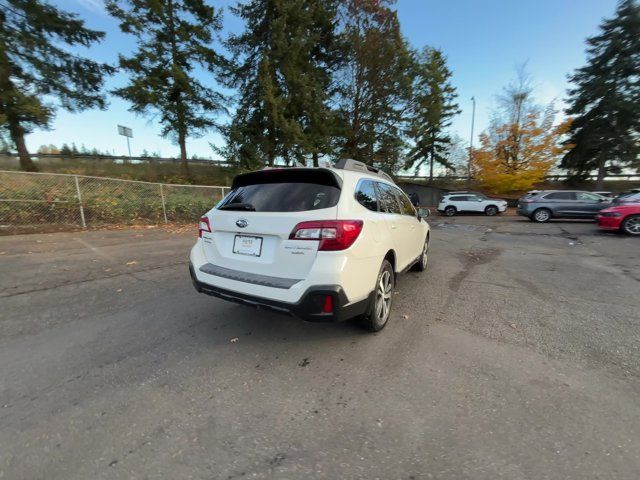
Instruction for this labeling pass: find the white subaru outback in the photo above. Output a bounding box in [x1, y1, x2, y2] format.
[189, 159, 431, 331]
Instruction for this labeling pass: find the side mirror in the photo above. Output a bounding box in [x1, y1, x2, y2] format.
[418, 207, 430, 219]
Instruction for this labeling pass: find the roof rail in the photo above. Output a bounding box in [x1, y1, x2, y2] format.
[333, 159, 394, 183]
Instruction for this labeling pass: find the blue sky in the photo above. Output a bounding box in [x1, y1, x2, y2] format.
[27, 0, 619, 158]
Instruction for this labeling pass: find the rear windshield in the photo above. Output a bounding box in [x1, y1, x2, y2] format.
[220, 169, 341, 212]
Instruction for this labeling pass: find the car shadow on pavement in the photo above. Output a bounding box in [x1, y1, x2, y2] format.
[190, 298, 371, 350]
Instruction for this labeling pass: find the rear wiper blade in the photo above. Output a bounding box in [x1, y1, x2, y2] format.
[219, 203, 256, 211]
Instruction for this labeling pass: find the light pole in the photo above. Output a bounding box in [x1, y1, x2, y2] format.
[468, 96, 476, 187]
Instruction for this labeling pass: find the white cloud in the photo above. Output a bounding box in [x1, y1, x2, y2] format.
[76, 0, 107, 15]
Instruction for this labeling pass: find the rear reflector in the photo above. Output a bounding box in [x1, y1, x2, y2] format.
[199, 216, 211, 238]
[289, 220, 363, 251]
[322, 295, 334, 313]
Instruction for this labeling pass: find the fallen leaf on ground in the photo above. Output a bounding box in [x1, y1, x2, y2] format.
[126, 261, 138, 265]
[0, 252, 5, 255]
[230, 337, 239, 343]
[298, 358, 310, 367]
[104, 268, 111, 272]
[402, 315, 409, 319]
[116, 288, 123, 293]
[510, 323, 517, 329]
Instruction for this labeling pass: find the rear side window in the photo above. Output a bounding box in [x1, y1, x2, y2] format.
[221, 170, 341, 212]
[376, 182, 402, 214]
[449, 195, 468, 201]
[355, 180, 378, 211]
[543, 192, 576, 200]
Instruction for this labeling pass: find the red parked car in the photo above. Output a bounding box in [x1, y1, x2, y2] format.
[597, 202, 640, 235]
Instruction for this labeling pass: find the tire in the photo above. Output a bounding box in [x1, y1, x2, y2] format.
[411, 235, 429, 272]
[532, 208, 551, 223]
[359, 259, 395, 332]
[485, 205, 498, 216]
[621, 215, 640, 235]
[444, 206, 456, 216]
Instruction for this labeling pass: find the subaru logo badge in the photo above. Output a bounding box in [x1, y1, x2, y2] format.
[236, 218, 248, 228]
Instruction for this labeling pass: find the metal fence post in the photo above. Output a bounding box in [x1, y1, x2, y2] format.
[220, 187, 224, 200]
[159, 183, 168, 224]
[74, 175, 87, 228]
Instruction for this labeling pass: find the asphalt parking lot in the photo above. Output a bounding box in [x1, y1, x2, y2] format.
[1, 215, 639, 480]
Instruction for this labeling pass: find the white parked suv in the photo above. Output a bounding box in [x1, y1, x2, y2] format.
[189, 159, 431, 331]
[437, 191, 508, 216]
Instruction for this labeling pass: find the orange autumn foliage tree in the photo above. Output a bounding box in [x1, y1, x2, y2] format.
[472, 113, 572, 195]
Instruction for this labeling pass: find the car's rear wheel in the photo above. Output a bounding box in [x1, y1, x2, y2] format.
[622, 215, 640, 235]
[359, 259, 394, 332]
[444, 206, 456, 216]
[485, 205, 498, 216]
[411, 235, 429, 272]
[532, 208, 551, 223]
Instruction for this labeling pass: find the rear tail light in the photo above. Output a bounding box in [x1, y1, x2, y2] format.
[289, 220, 363, 251]
[198, 216, 211, 238]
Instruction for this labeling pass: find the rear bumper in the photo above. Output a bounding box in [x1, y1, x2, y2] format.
[516, 204, 534, 217]
[189, 263, 372, 322]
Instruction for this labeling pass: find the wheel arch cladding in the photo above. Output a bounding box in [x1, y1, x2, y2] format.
[384, 250, 396, 272]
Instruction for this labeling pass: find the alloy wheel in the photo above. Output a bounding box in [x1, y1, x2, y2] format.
[421, 240, 429, 267]
[534, 209, 550, 222]
[623, 216, 640, 235]
[375, 270, 393, 324]
[486, 206, 498, 216]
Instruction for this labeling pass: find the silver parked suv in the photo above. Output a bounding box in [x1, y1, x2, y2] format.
[517, 190, 610, 222]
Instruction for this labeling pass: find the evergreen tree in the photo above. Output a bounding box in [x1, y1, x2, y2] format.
[60, 144, 72, 156]
[405, 47, 460, 180]
[221, 0, 339, 169]
[288, 0, 341, 167]
[106, 0, 227, 176]
[561, 0, 640, 188]
[0, 0, 113, 171]
[334, 0, 413, 173]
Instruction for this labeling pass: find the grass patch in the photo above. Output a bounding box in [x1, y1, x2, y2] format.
[0, 156, 237, 186]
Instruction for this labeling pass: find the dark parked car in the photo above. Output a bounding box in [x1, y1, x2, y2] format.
[517, 190, 610, 222]
[612, 191, 640, 204]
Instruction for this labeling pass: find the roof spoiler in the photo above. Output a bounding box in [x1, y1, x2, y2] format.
[232, 168, 342, 189]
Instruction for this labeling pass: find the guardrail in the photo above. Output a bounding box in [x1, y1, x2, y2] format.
[0, 170, 230, 235]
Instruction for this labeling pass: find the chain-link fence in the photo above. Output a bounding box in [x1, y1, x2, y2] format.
[0, 170, 230, 235]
